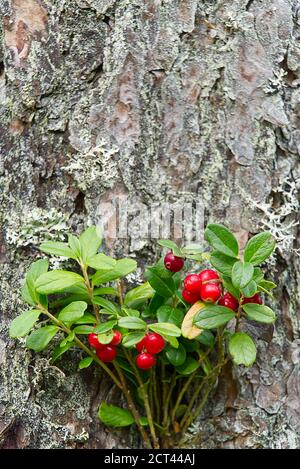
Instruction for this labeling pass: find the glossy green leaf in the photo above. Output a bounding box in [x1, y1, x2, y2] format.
[95, 320, 117, 334]
[229, 332, 256, 366]
[158, 240, 183, 257]
[26, 326, 59, 352]
[122, 332, 145, 348]
[72, 313, 97, 324]
[124, 282, 155, 308]
[210, 251, 237, 276]
[92, 297, 120, 315]
[73, 325, 95, 334]
[51, 341, 74, 362]
[176, 357, 200, 375]
[204, 224, 239, 258]
[35, 270, 84, 294]
[98, 331, 114, 344]
[194, 305, 235, 329]
[195, 330, 215, 348]
[93, 287, 118, 296]
[242, 303, 276, 324]
[68, 234, 82, 258]
[9, 309, 41, 338]
[86, 253, 116, 271]
[92, 259, 137, 285]
[258, 280, 276, 291]
[58, 301, 87, 323]
[98, 403, 134, 427]
[232, 261, 254, 289]
[165, 344, 186, 366]
[79, 226, 102, 262]
[39, 241, 77, 259]
[79, 356, 93, 369]
[145, 267, 175, 298]
[148, 322, 181, 337]
[221, 276, 240, 300]
[241, 280, 257, 298]
[118, 317, 147, 330]
[25, 259, 49, 304]
[244, 232, 275, 265]
[157, 305, 184, 327]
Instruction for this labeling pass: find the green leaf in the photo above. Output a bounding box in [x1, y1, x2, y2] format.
[79, 356, 93, 369]
[145, 267, 176, 298]
[124, 282, 155, 308]
[242, 304, 276, 324]
[195, 330, 215, 348]
[68, 234, 82, 258]
[158, 240, 183, 257]
[149, 322, 181, 337]
[244, 232, 275, 265]
[26, 326, 59, 352]
[241, 280, 257, 298]
[253, 267, 264, 283]
[25, 259, 49, 304]
[73, 325, 95, 334]
[92, 258, 137, 285]
[122, 332, 145, 348]
[58, 301, 87, 323]
[157, 305, 184, 327]
[95, 320, 117, 334]
[221, 276, 240, 300]
[181, 244, 203, 255]
[163, 335, 179, 348]
[257, 280, 276, 291]
[79, 226, 103, 262]
[39, 241, 77, 259]
[98, 403, 134, 427]
[72, 313, 97, 324]
[118, 317, 147, 330]
[35, 271, 84, 294]
[98, 331, 114, 344]
[60, 331, 75, 347]
[229, 332, 256, 366]
[86, 253, 116, 271]
[21, 282, 36, 306]
[204, 224, 239, 258]
[210, 251, 237, 276]
[121, 308, 140, 318]
[9, 309, 41, 338]
[51, 341, 73, 362]
[165, 344, 186, 366]
[232, 261, 254, 289]
[94, 287, 118, 296]
[176, 357, 200, 375]
[92, 297, 120, 315]
[194, 305, 235, 330]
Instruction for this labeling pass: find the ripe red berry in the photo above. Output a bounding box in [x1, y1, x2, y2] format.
[200, 283, 221, 303]
[88, 333, 102, 349]
[136, 336, 146, 352]
[96, 345, 117, 362]
[218, 292, 239, 311]
[110, 330, 122, 346]
[183, 274, 202, 293]
[243, 293, 263, 305]
[198, 269, 220, 283]
[164, 251, 184, 272]
[143, 332, 165, 354]
[182, 288, 200, 304]
[136, 352, 156, 370]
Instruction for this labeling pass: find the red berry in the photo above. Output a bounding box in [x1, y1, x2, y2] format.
[182, 289, 200, 304]
[110, 330, 122, 346]
[88, 333, 103, 349]
[200, 283, 221, 303]
[198, 269, 220, 283]
[96, 345, 117, 362]
[243, 293, 263, 305]
[143, 332, 165, 354]
[183, 274, 202, 293]
[218, 292, 239, 311]
[164, 251, 184, 272]
[136, 336, 146, 352]
[136, 352, 156, 370]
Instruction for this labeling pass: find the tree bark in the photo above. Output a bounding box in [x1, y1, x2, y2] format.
[0, 0, 299, 449]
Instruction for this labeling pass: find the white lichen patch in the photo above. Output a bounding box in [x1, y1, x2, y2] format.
[63, 138, 119, 191]
[5, 207, 70, 247]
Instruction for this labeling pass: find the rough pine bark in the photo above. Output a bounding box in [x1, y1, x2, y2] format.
[0, 0, 299, 449]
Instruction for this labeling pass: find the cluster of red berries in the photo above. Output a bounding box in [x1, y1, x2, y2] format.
[164, 251, 262, 309]
[135, 332, 165, 370]
[88, 329, 122, 362]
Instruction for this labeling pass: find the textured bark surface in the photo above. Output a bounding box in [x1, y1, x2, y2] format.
[0, 0, 299, 449]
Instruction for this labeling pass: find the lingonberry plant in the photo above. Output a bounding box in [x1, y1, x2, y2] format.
[10, 224, 277, 449]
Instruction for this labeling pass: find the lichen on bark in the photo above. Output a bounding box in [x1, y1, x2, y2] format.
[0, 0, 299, 448]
